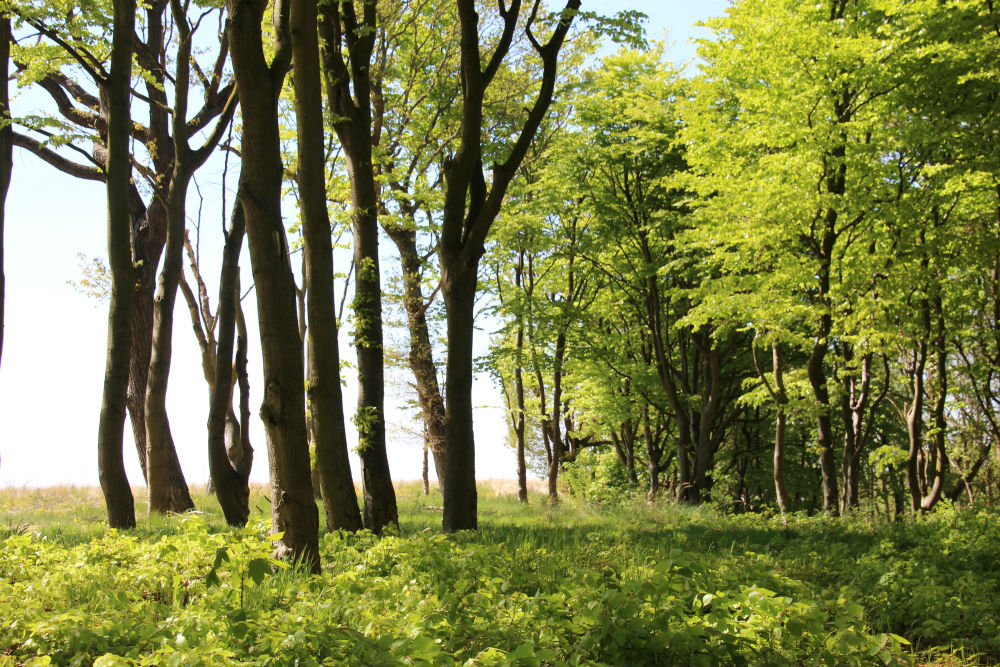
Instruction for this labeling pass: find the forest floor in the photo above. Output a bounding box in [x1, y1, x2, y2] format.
[0, 482, 996, 666]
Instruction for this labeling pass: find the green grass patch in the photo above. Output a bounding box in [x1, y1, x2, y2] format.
[1, 483, 996, 666]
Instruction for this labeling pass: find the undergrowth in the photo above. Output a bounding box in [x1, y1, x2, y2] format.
[0, 483, 995, 666]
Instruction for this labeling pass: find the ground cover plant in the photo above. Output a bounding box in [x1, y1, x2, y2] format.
[2, 483, 994, 666]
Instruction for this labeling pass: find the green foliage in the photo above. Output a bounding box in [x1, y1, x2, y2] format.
[13, 485, 994, 666]
[562, 448, 636, 505]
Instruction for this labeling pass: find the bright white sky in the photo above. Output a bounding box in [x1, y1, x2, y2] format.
[0, 1, 728, 488]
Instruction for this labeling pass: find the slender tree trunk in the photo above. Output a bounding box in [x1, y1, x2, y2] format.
[127, 1, 176, 486]
[436, 0, 579, 531]
[422, 437, 430, 495]
[126, 204, 163, 481]
[226, 0, 319, 570]
[514, 320, 528, 504]
[692, 344, 723, 501]
[98, 0, 138, 529]
[351, 173, 398, 533]
[643, 403, 660, 499]
[207, 203, 252, 526]
[387, 229, 447, 484]
[145, 166, 195, 514]
[905, 341, 927, 513]
[0, 15, 10, 372]
[921, 293, 948, 510]
[319, 1, 397, 533]
[547, 331, 567, 503]
[292, 0, 363, 532]
[441, 264, 478, 531]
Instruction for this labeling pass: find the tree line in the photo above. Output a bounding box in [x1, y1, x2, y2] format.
[487, 0, 1000, 520]
[0, 0, 997, 571]
[0, 0, 626, 570]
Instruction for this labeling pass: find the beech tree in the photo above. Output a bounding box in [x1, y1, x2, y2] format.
[318, 0, 398, 533]
[9, 0, 237, 515]
[96, 0, 138, 528]
[292, 0, 363, 532]
[226, 0, 319, 569]
[438, 0, 580, 532]
[145, 0, 238, 515]
[0, 10, 9, 373]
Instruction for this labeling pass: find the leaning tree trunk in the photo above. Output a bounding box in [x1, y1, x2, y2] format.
[226, 0, 319, 571]
[97, 0, 138, 529]
[387, 228, 447, 485]
[292, 0, 363, 532]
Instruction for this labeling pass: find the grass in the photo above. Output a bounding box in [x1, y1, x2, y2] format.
[1, 482, 997, 666]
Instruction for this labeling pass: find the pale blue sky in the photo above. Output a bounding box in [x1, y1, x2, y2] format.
[0, 1, 728, 488]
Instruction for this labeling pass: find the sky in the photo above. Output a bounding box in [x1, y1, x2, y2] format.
[0, 1, 729, 489]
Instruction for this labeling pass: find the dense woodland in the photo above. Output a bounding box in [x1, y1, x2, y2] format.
[0, 0, 998, 580]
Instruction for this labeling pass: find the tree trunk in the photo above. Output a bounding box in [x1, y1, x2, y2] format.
[292, 0, 363, 533]
[207, 203, 252, 526]
[145, 167, 195, 514]
[97, 0, 138, 529]
[0, 15, 9, 372]
[319, 0, 397, 534]
[226, 0, 319, 571]
[905, 340, 927, 513]
[436, 0, 580, 531]
[387, 229, 447, 485]
[514, 321, 528, 504]
[808, 337, 839, 515]
[422, 437, 430, 495]
[921, 293, 948, 510]
[547, 331, 567, 503]
[643, 404, 660, 499]
[441, 263, 479, 531]
[350, 171, 397, 533]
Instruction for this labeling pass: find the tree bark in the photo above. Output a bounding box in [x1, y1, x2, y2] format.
[226, 0, 319, 570]
[207, 203, 252, 526]
[97, 0, 138, 529]
[319, 0, 398, 534]
[441, 263, 479, 530]
[437, 0, 580, 531]
[292, 0, 363, 532]
[547, 331, 566, 503]
[386, 229, 447, 485]
[0, 15, 10, 372]
[145, 156, 195, 515]
[514, 320, 528, 504]
[643, 403, 660, 499]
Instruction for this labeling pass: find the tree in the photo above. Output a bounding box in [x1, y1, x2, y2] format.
[0, 10, 10, 373]
[438, 0, 580, 532]
[96, 0, 138, 529]
[145, 0, 237, 515]
[292, 0, 363, 532]
[10, 0, 235, 510]
[684, 0, 902, 514]
[225, 0, 319, 570]
[318, 0, 398, 533]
